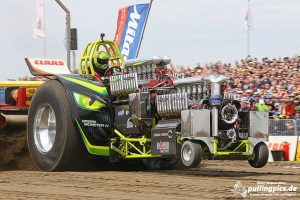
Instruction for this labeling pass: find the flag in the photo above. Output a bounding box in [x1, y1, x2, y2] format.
[113, 4, 150, 61]
[244, 0, 253, 30]
[33, 0, 45, 38]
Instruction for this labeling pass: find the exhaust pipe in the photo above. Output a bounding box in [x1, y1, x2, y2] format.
[0, 114, 27, 129]
[211, 107, 218, 137]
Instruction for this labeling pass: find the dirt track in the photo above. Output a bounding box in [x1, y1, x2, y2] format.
[0, 130, 299, 199]
[0, 161, 299, 199]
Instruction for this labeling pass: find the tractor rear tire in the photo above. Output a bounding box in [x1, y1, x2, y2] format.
[248, 142, 269, 168]
[27, 80, 86, 171]
[181, 140, 202, 168]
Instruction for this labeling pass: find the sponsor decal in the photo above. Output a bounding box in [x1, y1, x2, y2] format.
[155, 122, 179, 128]
[231, 180, 297, 198]
[34, 60, 64, 66]
[153, 130, 173, 139]
[210, 96, 222, 106]
[27, 58, 71, 75]
[82, 120, 109, 128]
[157, 140, 169, 153]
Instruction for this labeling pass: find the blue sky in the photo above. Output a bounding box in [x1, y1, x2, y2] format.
[0, 0, 300, 80]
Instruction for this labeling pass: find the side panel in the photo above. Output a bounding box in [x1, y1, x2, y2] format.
[151, 120, 180, 156]
[181, 109, 211, 138]
[249, 111, 269, 138]
[55, 74, 113, 156]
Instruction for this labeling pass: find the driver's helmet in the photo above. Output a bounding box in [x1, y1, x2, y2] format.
[93, 51, 110, 71]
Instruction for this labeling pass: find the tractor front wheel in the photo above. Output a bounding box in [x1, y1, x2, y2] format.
[27, 80, 85, 171]
[248, 142, 269, 168]
[181, 140, 202, 168]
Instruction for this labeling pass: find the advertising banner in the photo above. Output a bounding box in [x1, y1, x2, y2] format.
[266, 136, 298, 162]
[114, 4, 150, 61]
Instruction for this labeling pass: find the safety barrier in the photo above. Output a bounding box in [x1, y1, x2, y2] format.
[295, 119, 300, 136]
[269, 119, 297, 136]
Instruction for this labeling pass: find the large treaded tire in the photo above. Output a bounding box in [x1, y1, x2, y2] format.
[248, 142, 269, 168]
[27, 80, 85, 171]
[181, 140, 202, 168]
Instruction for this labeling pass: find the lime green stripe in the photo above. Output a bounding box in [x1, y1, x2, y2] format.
[59, 75, 108, 96]
[75, 119, 109, 156]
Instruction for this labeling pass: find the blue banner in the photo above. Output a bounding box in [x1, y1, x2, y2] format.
[114, 4, 150, 61]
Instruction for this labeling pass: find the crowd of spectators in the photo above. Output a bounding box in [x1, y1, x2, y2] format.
[171, 55, 300, 120]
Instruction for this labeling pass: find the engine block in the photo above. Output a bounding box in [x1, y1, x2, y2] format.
[109, 73, 138, 97]
[173, 77, 210, 103]
[156, 93, 188, 117]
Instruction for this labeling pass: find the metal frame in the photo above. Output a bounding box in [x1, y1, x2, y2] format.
[212, 139, 250, 156]
[111, 129, 160, 159]
[79, 40, 124, 76]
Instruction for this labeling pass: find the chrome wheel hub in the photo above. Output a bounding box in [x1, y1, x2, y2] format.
[33, 104, 56, 153]
[182, 145, 192, 162]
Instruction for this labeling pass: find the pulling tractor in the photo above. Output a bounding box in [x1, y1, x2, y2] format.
[23, 38, 269, 171]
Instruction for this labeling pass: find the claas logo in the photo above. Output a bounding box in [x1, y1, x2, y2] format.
[34, 60, 64, 66]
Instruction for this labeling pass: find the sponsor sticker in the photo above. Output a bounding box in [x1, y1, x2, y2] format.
[27, 58, 71, 75]
[82, 120, 109, 128]
[157, 141, 169, 153]
[153, 130, 173, 139]
[210, 96, 222, 106]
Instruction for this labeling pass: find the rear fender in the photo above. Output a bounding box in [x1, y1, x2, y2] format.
[53, 74, 113, 155]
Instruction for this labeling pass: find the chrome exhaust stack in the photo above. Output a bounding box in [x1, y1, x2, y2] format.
[204, 74, 229, 137]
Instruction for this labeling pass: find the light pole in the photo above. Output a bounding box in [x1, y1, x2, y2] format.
[54, 0, 71, 69]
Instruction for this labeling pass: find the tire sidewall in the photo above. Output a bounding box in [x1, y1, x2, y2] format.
[249, 142, 269, 168]
[28, 82, 68, 171]
[181, 140, 202, 168]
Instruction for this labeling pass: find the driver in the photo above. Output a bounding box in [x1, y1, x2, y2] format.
[93, 50, 110, 77]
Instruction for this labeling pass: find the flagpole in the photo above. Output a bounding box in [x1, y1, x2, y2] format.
[43, 0, 46, 58]
[54, 0, 71, 69]
[136, 0, 154, 58]
[245, 0, 252, 57]
[247, 28, 250, 56]
[43, 35, 46, 58]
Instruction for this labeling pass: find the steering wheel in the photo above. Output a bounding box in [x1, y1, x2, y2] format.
[104, 66, 122, 77]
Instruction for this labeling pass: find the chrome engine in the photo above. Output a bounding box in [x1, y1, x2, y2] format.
[108, 58, 249, 150]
